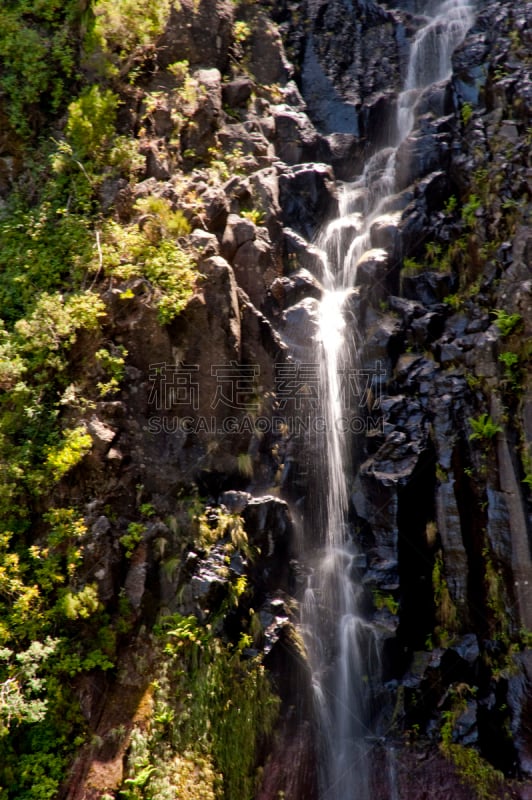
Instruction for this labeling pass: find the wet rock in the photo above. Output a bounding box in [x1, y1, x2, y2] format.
[258, 597, 291, 656]
[463, 326, 499, 379]
[219, 490, 253, 513]
[360, 313, 404, 379]
[218, 122, 273, 166]
[243, 496, 295, 593]
[486, 488, 512, 565]
[326, 133, 363, 180]
[142, 142, 172, 180]
[452, 701, 478, 746]
[278, 163, 338, 240]
[189, 229, 220, 260]
[389, 295, 427, 323]
[299, 0, 400, 135]
[199, 184, 229, 232]
[411, 310, 446, 344]
[124, 548, 148, 611]
[186, 544, 231, 618]
[238, 289, 288, 399]
[507, 652, 532, 777]
[395, 129, 451, 191]
[301, 37, 360, 135]
[281, 227, 325, 278]
[452, 31, 489, 107]
[369, 215, 403, 265]
[358, 387, 430, 496]
[87, 416, 117, 454]
[435, 480, 470, 616]
[449, 633, 480, 667]
[279, 297, 320, 360]
[416, 170, 451, 213]
[221, 213, 257, 261]
[257, 720, 318, 800]
[355, 248, 394, 302]
[269, 269, 323, 311]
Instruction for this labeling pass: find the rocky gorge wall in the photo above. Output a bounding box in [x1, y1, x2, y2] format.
[0, 1, 530, 799]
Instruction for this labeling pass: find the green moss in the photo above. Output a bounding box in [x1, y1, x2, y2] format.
[432, 552, 458, 643]
[440, 688, 505, 799]
[443, 742, 505, 799]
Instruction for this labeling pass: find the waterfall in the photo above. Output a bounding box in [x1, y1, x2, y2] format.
[300, 2, 474, 798]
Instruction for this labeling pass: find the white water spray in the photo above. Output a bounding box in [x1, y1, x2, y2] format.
[300, 2, 474, 798]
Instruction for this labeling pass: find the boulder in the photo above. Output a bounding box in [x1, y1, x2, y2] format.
[272, 107, 330, 165]
[222, 76, 254, 108]
[278, 163, 338, 240]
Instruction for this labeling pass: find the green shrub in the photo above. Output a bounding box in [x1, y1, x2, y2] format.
[64, 86, 118, 164]
[96, 345, 128, 396]
[402, 256, 422, 273]
[233, 20, 252, 44]
[0, 638, 59, 735]
[0, 203, 94, 324]
[84, 0, 174, 77]
[135, 196, 191, 240]
[0, 2, 81, 136]
[97, 221, 196, 323]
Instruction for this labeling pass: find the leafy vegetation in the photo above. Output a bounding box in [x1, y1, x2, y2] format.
[83, 0, 175, 78]
[492, 309, 522, 337]
[121, 615, 279, 800]
[468, 413, 503, 442]
[0, 0, 82, 137]
[0, 0, 203, 794]
[373, 590, 399, 615]
[498, 350, 521, 392]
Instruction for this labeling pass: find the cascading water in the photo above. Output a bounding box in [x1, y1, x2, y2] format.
[300, 2, 474, 797]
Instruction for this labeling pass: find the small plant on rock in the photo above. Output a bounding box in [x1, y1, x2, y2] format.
[468, 413, 502, 442]
[492, 309, 522, 337]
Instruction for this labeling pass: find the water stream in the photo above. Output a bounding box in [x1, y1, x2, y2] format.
[300, 2, 475, 797]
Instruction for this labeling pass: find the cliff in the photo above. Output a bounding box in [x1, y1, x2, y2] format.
[0, 1, 530, 798]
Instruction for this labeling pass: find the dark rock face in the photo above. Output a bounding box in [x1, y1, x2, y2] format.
[299, 0, 403, 139]
[258, 0, 532, 796]
[157, 0, 234, 71]
[278, 162, 338, 239]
